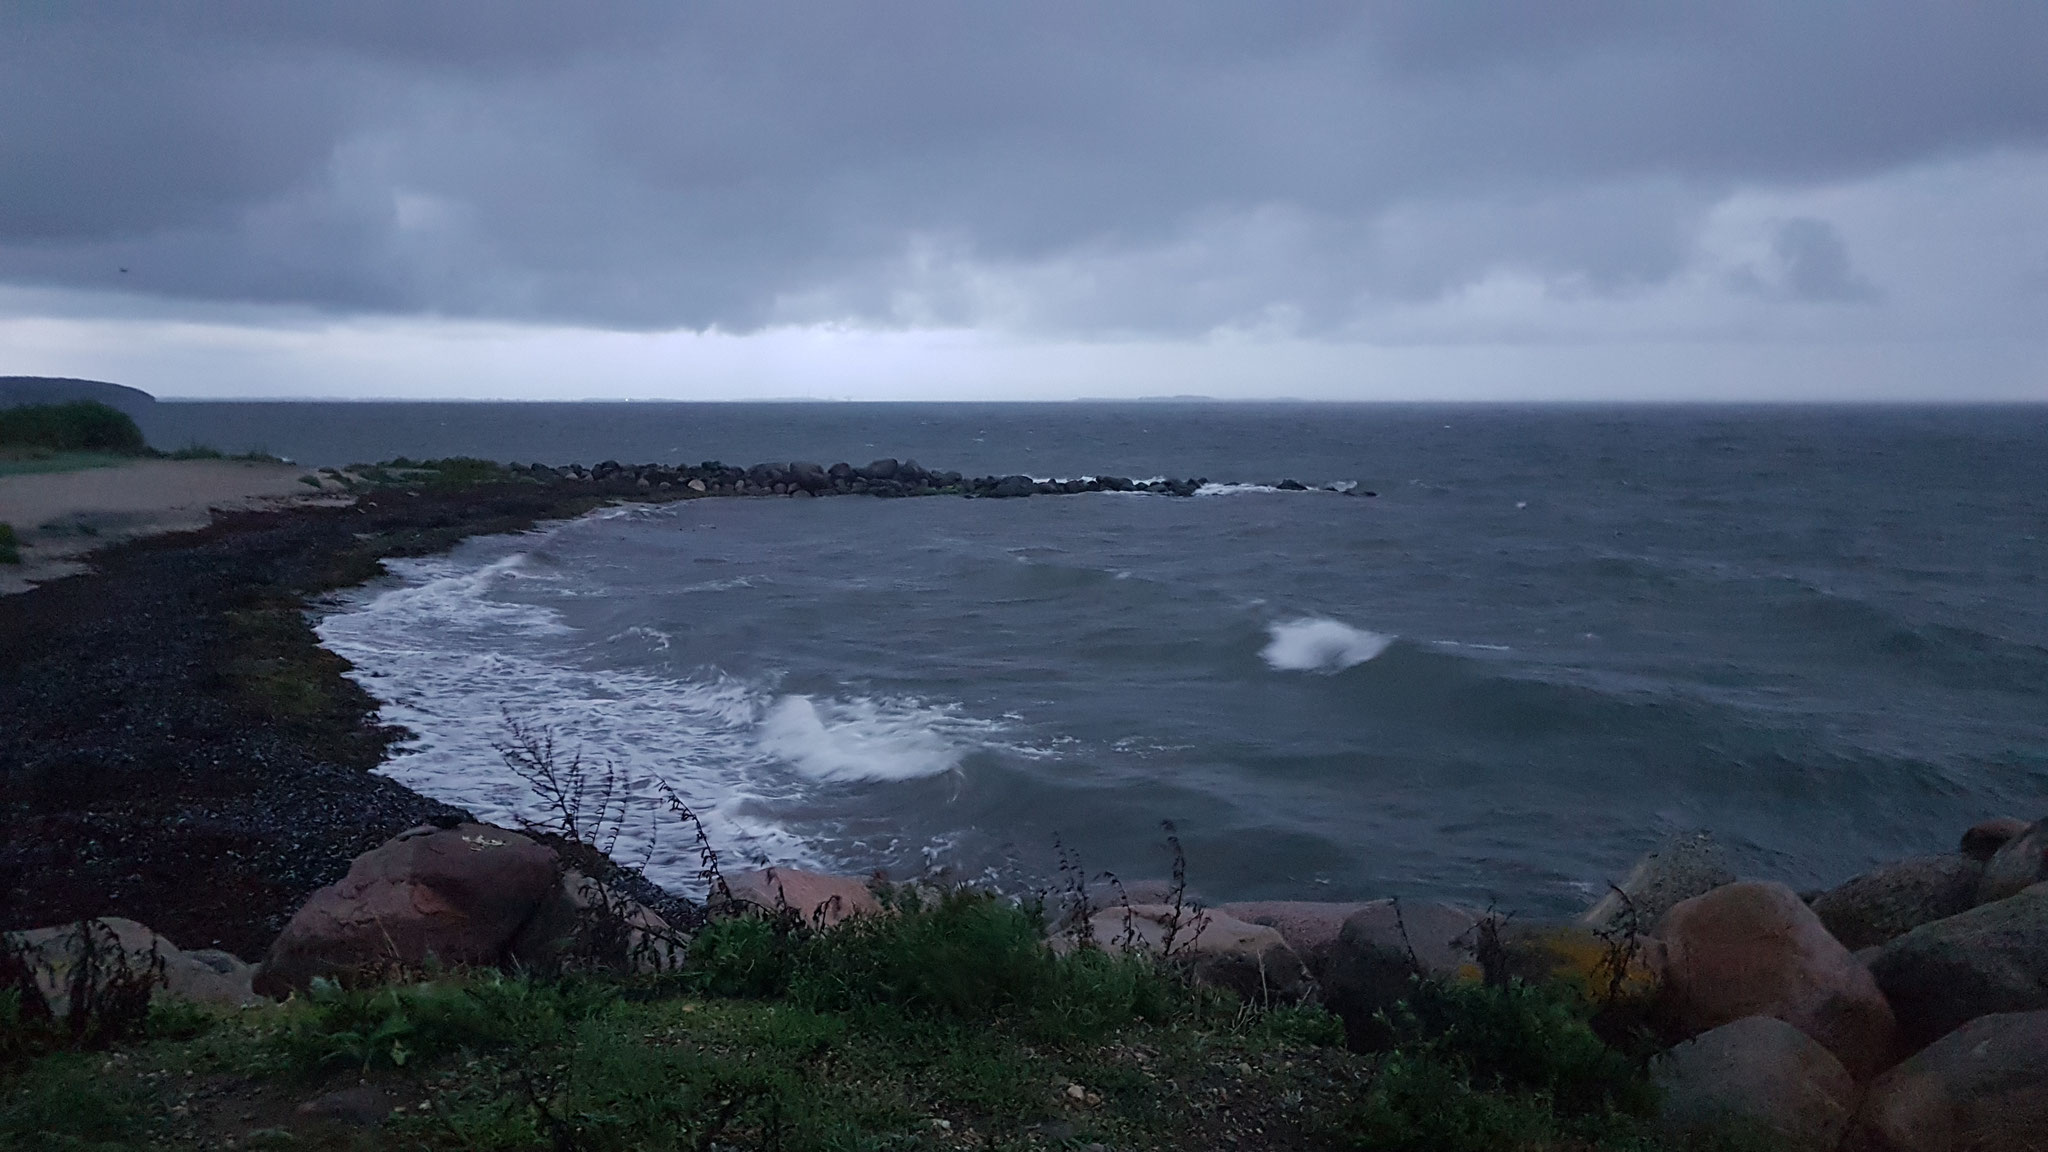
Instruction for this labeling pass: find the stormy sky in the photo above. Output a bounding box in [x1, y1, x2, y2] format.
[2, 3, 2045, 400]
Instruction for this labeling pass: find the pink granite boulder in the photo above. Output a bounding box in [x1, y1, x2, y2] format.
[720, 867, 881, 927]
[1845, 1009, 2048, 1152]
[1958, 816, 2031, 863]
[1657, 880, 1897, 1079]
[253, 823, 566, 997]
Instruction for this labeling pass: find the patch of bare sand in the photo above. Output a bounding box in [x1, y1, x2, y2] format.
[0, 459, 349, 594]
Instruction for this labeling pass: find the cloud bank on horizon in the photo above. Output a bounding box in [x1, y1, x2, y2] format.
[1, 2, 2045, 400]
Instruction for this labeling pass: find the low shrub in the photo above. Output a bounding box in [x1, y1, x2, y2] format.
[164, 444, 284, 463]
[1320, 974, 1664, 1150]
[0, 402, 146, 454]
[0, 523, 17, 564]
[0, 920, 166, 1068]
[680, 888, 1200, 1041]
[1392, 974, 1656, 1117]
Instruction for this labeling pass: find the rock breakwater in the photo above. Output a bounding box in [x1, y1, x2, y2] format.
[488, 456, 1369, 499]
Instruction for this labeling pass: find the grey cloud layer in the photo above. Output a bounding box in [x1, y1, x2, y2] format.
[3, 2, 2045, 333]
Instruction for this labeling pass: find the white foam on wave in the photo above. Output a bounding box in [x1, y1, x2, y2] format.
[758, 695, 995, 783]
[1195, 482, 1281, 496]
[316, 541, 1019, 890]
[324, 554, 571, 646]
[1261, 617, 1394, 673]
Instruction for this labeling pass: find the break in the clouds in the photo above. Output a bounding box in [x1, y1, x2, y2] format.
[2, 2, 2046, 398]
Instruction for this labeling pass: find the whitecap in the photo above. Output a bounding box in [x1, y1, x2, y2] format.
[757, 694, 993, 783]
[1261, 617, 1394, 673]
[1194, 482, 1281, 496]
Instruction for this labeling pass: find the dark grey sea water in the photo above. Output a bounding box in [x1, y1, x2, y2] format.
[152, 402, 2048, 912]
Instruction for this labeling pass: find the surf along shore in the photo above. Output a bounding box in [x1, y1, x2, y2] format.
[0, 455, 1228, 956]
[5, 454, 2044, 1151]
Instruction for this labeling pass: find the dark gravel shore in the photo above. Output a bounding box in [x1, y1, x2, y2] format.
[0, 482, 630, 958]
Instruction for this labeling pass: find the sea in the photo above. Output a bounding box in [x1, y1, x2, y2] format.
[138, 402, 2048, 914]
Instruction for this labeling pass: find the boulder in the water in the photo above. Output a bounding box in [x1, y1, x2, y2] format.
[1581, 832, 1737, 932]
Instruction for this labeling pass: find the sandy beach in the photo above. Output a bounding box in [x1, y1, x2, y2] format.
[0, 458, 344, 594]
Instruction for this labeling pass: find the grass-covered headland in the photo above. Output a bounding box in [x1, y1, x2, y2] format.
[2, 888, 1762, 1152]
[0, 400, 281, 470]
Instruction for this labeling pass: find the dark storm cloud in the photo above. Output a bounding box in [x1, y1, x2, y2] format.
[1, 1, 2043, 332]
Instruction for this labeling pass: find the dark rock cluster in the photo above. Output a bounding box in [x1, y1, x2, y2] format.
[512, 456, 1221, 498]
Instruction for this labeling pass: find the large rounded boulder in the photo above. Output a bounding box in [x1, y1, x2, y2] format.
[1320, 900, 1477, 1050]
[254, 823, 567, 997]
[1657, 880, 1897, 1079]
[719, 868, 881, 927]
[1845, 1009, 2048, 1152]
[1810, 854, 1983, 951]
[6, 917, 263, 1011]
[1975, 818, 2048, 905]
[1655, 1014, 1859, 1152]
[1070, 904, 1307, 1003]
[1216, 901, 1376, 980]
[1958, 817, 2031, 863]
[1865, 880, 2048, 1050]
[1581, 832, 1736, 933]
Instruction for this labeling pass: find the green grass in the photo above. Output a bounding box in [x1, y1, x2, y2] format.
[0, 893, 1765, 1151]
[0, 449, 138, 478]
[162, 444, 288, 464]
[0, 402, 147, 455]
[0, 523, 16, 564]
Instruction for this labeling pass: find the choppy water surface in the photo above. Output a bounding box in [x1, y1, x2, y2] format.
[292, 404, 2048, 911]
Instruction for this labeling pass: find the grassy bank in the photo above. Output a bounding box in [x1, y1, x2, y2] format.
[0, 402, 282, 475]
[1, 891, 1763, 1152]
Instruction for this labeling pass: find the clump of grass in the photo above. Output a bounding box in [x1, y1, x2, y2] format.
[163, 443, 286, 463]
[0, 522, 18, 564]
[278, 972, 617, 1075]
[0, 401, 146, 454]
[0, 1051, 152, 1150]
[679, 886, 1204, 1043]
[1319, 973, 1666, 1151]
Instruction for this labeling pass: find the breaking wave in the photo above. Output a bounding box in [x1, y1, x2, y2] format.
[757, 695, 996, 783]
[1261, 617, 1395, 673]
